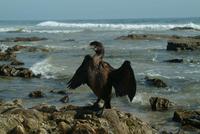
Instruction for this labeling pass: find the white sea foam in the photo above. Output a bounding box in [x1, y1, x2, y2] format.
[138, 71, 185, 79]
[24, 29, 82, 34]
[30, 58, 57, 79]
[132, 93, 150, 105]
[37, 21, 200, 31]
[0, 27, 82, 34]
[0, 27, 21, 32]
[146, 71, 185, 79]
[0, 44, 9, 52]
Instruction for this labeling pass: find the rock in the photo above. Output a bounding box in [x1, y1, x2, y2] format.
[31, 104, 58, 113]
[72, 123, 97, 134]
[171, 27, 200, 31]
[116, 34, 180, 40]
[0, 100, 157, 134]
[58, 121, 71, 134]
[116, 34, 200, 51]
[145, 76, 167, 88]
[29, 91, 45, 98]
[13, 99, 23, 107]
[60, 95, 69, 103]
[50, 89, 67, 95]
[10, 60, 24, 66]
[36, 128, 48, 134]
[5, 45, 28, 53]
[0, 52, 16, 61]
[164, 59, 183, 63]
[173, 110, 200, 129]
[167, 39, 200, 51]
[8, 125, 26, 134]
[149, 97, 172, 111]
[0, 64, 38, 78]
[0, 37, 47, 42]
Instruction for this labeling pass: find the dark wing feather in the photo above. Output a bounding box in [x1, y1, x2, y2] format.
[109, 61, 136, 102]
[67, 55, 92, 89]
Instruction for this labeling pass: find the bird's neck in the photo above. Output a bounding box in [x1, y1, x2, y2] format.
[93, 52, 104, 66]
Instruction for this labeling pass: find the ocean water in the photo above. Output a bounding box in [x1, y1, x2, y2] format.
[0, 18, 200, 131]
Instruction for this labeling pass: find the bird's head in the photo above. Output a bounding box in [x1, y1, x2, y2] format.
[89, 41, 104, 55]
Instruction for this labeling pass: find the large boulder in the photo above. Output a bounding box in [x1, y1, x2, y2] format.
[0, 100, 157, 134]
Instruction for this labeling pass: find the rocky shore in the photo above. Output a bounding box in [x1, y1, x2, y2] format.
[0, 100, 157, 134]
[0, 37, 47, 42]
[117, 34, 200, 51]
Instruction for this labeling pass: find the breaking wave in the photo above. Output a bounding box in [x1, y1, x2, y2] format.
[30, 58, 57, 79]
[37, 21, 200, 31]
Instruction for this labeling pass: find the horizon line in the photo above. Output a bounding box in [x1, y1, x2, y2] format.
[0, 16, 199, 22]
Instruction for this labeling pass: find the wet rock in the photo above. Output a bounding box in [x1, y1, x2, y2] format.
[31, 104, 58, 113]
[50, 89, 67, 95]
[145, 76, 167, 88]
[117, 34, 200, 51]
[29, 91, 45, 98]
[173, 110, 200, 129]
[149, 97, 172, 111]
[0, 64, 38, 78]
[8, 125, 26, 134]
[0, 52, 16, 61]
[60, 95, 69, 103]
[0, 37, 47, 42]
[5, 45, 28, 53]
[167, 39, 200, 51]
[116, 34, 181, 40]
[10, 59, 24, 66]
[171, 27, 200, 31]
[164, 59, 183, 63]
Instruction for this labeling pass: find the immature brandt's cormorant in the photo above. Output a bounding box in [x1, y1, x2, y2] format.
[68, 41, 136, 109]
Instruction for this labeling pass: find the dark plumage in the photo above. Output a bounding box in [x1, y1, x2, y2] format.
[68, 41, 136, 109]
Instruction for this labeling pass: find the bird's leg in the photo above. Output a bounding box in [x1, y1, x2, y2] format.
[104, 97, 111, 109]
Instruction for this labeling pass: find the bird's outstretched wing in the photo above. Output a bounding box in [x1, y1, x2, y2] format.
[109, 61, 136, 102]
[67, 55, 92, 89]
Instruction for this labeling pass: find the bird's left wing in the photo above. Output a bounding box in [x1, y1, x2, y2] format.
[109, 61, 136, 102]
[67, 55, 92, 89]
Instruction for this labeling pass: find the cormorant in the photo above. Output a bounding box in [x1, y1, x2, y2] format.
[68, 41, 136, 109]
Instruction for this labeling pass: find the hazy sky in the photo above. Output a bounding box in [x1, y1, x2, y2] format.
[0, 0, 199, 20]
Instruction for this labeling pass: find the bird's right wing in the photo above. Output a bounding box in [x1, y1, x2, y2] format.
[109, 61, 136, 102]
[67, 55, 92, 89]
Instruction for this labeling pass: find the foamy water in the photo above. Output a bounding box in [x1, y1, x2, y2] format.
[37, 21, 200, 31]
